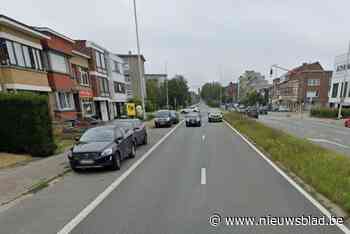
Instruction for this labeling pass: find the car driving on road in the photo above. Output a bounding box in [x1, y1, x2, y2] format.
[208, 111, 223, 122]
[110, 119, 147, 146]
[67, 125, 136, 172]
[154, 110, 172, 128]
[185, 112, 202, 127]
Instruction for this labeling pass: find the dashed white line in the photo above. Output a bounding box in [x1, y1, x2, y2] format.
[202, 134, 206, 141]
[201, 168, 206, 185]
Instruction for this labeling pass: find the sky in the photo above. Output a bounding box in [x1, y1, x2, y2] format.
[2, 0, 350, 91]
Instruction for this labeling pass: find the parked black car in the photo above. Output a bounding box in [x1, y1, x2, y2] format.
[246, 107, 259, 119]
[67, 125, 136, 172]
[170, 110, 180, 124]
[154, 110, 172, 128]
[111, 119, 147, 146]
[185, 113, 202, 127]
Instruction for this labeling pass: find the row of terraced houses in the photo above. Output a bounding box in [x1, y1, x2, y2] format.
[0, 15, 148, 122]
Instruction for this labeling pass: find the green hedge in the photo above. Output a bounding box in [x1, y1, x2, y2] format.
[310, 107, 350, 118]
[0, 92, 56, 157]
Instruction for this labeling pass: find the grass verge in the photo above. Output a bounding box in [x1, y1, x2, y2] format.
[224, 112, 350, 214]
[0, 153, 32, 169]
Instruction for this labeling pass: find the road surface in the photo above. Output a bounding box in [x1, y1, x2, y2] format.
[258, 113, 350, 156]
[65, 106, 345, 234]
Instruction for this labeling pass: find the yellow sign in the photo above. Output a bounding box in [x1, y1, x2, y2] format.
[127, 103, 136, 116]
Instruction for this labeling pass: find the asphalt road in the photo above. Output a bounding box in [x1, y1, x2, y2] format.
[258, 113, 350, 156]
[0, 124, 175, 234]
[66, 106, 345, 234]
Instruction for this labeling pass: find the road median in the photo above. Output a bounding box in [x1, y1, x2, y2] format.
[224, 112, 350, 217]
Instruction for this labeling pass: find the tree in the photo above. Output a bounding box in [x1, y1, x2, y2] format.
[241, 91, 265, 106]
[167, 75, 190, 109]
[146, 79, 161, 111]
[200, 82, 223, 107]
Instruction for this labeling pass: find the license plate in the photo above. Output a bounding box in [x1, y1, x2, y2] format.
[80, 159, 94, 165]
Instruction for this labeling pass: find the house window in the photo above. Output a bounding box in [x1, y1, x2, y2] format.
[5, 40, 16, 64]
[307, 79, 320, 86]
[56, 92, 74, 110]
[48, 51, 69, 74]
[1, 39, 43, 70]
[99, 78, 109, 96]
[113, 61, 120, 73]
[95, 50, 106, 73]
[344, 82, 348, 97]
[82, 100, 94, 116]
[332, 83, 339, 98]
[80, 68, 89, 86]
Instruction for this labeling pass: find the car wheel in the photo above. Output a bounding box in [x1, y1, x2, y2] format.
[111, 153, 121, 171]
[129, 142, 136, 158]
[143, 134, 148, 145]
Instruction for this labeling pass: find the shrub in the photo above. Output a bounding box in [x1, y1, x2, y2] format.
[310, 107, 350, 118]
[0, 92, 56, 157]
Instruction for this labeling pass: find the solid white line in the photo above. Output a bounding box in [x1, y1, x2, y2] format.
[307, 138, 350, 149]
[223, 120, 350, 234]
[201, 168, 206, 185]
[57, 120, 184, 234]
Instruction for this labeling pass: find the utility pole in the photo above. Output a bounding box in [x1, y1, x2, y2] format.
[165, 62, 169, 109]
[132, 0, 146, 119]
[338, 41, 350, 119]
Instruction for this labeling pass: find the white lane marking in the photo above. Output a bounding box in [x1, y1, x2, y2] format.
[202, 134, 206, 141]
[201, 168, 206, 185]
[57, 120, 184, 234]
[223, 120, 350, 234]
[307, 138, 350, 149]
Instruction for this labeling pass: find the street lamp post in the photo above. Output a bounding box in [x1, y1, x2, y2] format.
[132, 0, 146, 119]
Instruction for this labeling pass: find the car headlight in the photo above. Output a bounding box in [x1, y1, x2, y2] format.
[166, 117, 170, 121]
[101, 148, 113, 157]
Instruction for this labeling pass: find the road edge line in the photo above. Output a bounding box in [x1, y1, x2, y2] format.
[57, 120, 184, 234]
[223, 120, 350, 234]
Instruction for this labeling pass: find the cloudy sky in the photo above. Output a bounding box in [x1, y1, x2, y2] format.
[2, 0, 350, 90]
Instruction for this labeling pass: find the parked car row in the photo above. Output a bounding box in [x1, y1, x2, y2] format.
[67, 118, 148, 172]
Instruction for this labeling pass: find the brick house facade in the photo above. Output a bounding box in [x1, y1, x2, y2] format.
[35, 27, 77, 121]
[272, 62, 331, 111]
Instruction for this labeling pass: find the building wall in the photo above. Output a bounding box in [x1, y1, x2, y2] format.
[1, 68, 49, 88]
[40, 33, 73, 55]
[0, 25, 42, 49]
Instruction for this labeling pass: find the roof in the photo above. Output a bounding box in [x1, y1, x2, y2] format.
[118, 53, 146, 62]
[0, 14, 50, 39]
[34, 27, 75, 43]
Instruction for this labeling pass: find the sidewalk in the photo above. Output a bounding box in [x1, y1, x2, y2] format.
[0, 118, 156, 207]
[0, 152, 69, 206]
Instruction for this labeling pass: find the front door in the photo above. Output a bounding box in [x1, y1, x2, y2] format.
[100, 101, 109, 121]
